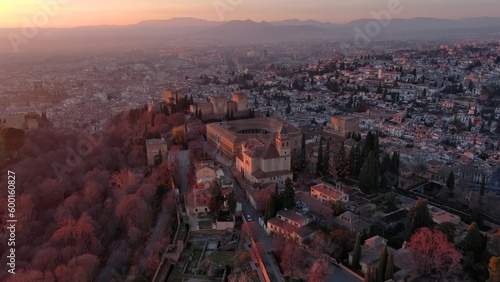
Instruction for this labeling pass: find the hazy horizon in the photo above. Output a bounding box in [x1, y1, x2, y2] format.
[1, 0, 500, 28]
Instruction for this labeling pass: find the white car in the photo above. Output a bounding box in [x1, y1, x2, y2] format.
[246, 215, 252, 221]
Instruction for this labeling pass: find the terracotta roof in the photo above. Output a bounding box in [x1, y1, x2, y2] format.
[252, 169, 292, 180]
[310, 183, 348, 201]
[207, 118, 300, 146]
[295, 192, 333, 218]
[267, 217, 298, 233]
[259, 144, 281, 159]
[296, 222, 321, 238]
[339, 211, 358, 221]
[277, 210, 307, 225]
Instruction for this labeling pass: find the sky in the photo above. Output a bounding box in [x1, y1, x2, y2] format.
[0, 0, 500, 28]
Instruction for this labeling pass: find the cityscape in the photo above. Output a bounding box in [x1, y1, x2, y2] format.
[1, 1, 500, 282]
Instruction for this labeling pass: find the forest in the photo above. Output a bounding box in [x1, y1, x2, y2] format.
[0, 108, 194, 282]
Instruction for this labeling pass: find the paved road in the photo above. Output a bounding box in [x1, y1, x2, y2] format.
[96, 240, 129, 282]
[139, 190, 176, 272]
[327, 265, 363, 282]
[226, 167, 284, 282]
[169, 150, 190, 193]
[207, 146, 283, 281]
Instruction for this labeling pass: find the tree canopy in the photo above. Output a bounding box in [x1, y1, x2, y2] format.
[404, 199, 433, 241]
[1, 127, 25, 152]
[408, 228, 461, 279]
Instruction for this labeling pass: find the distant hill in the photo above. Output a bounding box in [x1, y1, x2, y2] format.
[345, 17, 500, 32]
[2, 16, 500, 52]
[196, 20, 330, 42]
[271, 19, 338, 29]
[135, 17, 222, 28]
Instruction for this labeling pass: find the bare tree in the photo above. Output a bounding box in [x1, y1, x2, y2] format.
[408, 228, 462, 279]
[309, 259, 332, 282]
[38, 178, 66, 207]
[67, 254, 99, 282]
[115, 194, 152, 232]
[489, 231, 500, 257]
[7, 269, 55, 282]
[280, 240, 301, 278]
[109, 168, 137, 189]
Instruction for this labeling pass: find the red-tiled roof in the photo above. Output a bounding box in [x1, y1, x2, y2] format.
[252, 169, 292, 180]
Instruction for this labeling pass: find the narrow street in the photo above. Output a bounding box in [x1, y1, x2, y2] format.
[225, 167, 285, 282]
[206, 143, 284, 281]
[169, 149, 190, 193]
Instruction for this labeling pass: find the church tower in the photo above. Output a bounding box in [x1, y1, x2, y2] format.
[276, 124, 290, 157]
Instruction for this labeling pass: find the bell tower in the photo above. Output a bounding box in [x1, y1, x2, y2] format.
[276, 124, 290, 157]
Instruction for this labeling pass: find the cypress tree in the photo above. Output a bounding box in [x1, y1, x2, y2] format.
[359, 151, 379, 194]
[323, 140, 330, 176]
[365, 131, 375, 153]
[379, 154, 391, 178]
[464, 222, 484, 262]
[316, 138, 324, 177]
[391, 151, 399, 186]
[385, 251, 394, 281]
[403, 199, 433, 241]
[336, 141, 348, 178]
[348, 145, 356, 179]
[352, 233, 362, 269]
[282, 178, 295, 209]
[354, 144, 363, 179]
[301, 133, 306, 170]
[480, 176, 485, 196]
[265, 192, 279, 223]
[446, 171, 455, 191]
[377, 245, 388, 282]
[373, 136, 380, 159]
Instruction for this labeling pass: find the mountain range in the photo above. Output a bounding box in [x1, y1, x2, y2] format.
[2, 17, 500, 52]
[68, 16, 500, 41]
